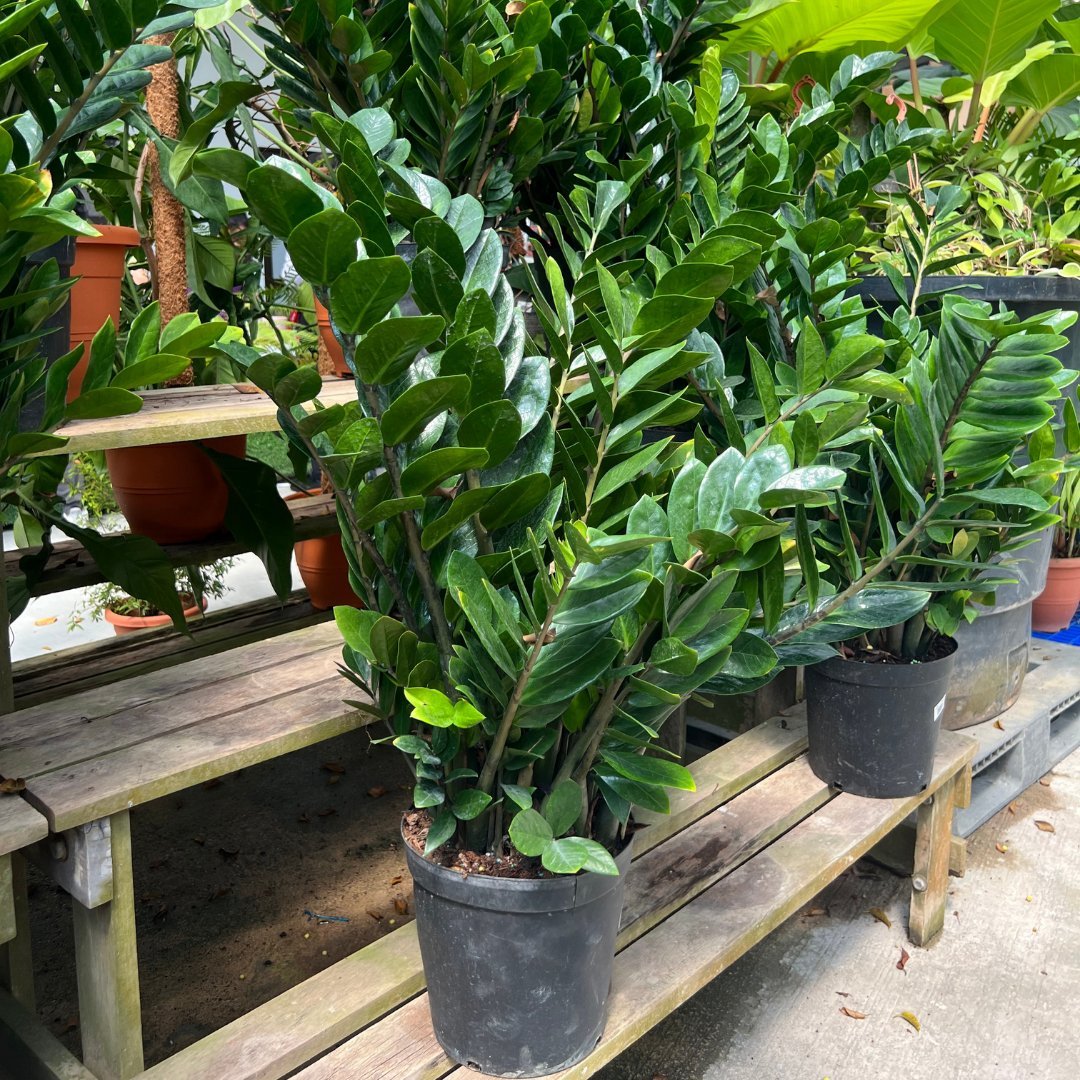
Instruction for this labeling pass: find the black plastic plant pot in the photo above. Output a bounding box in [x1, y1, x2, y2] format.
[804, 638, 958, 799]
[404, 827, 632, 1078]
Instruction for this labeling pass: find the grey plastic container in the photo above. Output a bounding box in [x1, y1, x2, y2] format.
[405, 830, 632, 1078]
[946, 528, 1054, 729]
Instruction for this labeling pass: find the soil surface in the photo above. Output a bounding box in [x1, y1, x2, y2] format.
[25, 733, 415, 1068]
[839, 634, 957, 665]
[403, 808, 543, 879]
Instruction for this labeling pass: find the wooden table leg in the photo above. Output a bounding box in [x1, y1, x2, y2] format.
[908, 773, 958, 947]
[71, 811, 144, 1080]
[0, 853, 36, 1009]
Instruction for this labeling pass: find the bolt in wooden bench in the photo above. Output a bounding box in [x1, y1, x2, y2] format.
[0, 621, 375, 1080]
[131, 714, 974, 1080]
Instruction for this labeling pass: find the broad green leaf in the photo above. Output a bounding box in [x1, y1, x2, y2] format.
[508, 808, 553, 856]
[245, 164, 326, 238]
[598, 750, 696, 791]
[330, 257, 412, 335]
[541, 836, 619, 876]
[286, 209, 361, 286]
[424, 807, 456, 853]
[400, 447, 488, 495]
[354, 316, 444, 384]
[381, 376, 470, 445]
[452, 789, 492, 820]
[543, 780, 583, 837]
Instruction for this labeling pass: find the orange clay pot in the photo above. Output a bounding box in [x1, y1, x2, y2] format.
[1032, 556, 1080, 633]
[104, 597, 206, 636]
[314, 298, 351, 378]
[67, 226, 142, 401]
[286, 490, 361, 610]
[106, 435, 247, 544]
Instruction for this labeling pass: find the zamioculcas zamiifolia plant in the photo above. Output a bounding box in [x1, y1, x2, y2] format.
[206, 105, 972, 1074]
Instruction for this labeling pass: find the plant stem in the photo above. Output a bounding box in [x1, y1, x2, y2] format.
[38, 48, 124, 164]
[907, 49, 923, 110]
[466, 95, 504, 197]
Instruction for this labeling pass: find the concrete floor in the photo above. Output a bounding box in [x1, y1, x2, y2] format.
[597, 749, 1080, 1080]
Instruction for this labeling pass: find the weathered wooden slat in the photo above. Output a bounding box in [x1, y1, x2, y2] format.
[0, 854, 34, 1008]
[137, 722, 804, 1080]
[0, 986, 98, 1080]
[5, 494, 340, 597]
[2, 639, 341, 780]
[139, 925, 425, 1080]
[0, 797, 48, 858]
[37, 381, 356, 456]
[3, 623, 341, 766]
[11, 595, 332, 709]
[0, 855, 13, 946]
[23, 678, 372, 832]
[633, 711, 808, 853]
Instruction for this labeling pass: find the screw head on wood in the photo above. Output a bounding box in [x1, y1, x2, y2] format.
[912, 875, 927, 892]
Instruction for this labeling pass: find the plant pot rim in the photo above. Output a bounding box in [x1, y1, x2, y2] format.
[402, 818, 630, 913]
[103, 597, 206, 629]
[809, 636, 958, 689]
[76, 224, 141, 248]
[1048, 554, 1080, 565]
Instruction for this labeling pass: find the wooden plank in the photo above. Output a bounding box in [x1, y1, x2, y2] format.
[0, 854, 35, 1008]
[71, 811, 142, 1080]
[909, 775, 958, 947]
[2, 637, 341, 780]
[12, 594, 331, 709]
[0, 797, 48, 857]
[138, 924, 425, 1080]
[0, 855, 12, 946]
[6, 494, 340, 597]
[139, 722, 805, 1080]
[0, 987, 98, 1080]
[634, 711, 808, 852]
[25, 677, 373, 832]
[39, 381, 356, 455]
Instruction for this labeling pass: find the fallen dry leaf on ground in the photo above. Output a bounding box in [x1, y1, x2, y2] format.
[1039, 776, 1052, 786]
[1007, 801, 1018, 814]
[993, 719, 1005, 731]
[367, 910, 382, 921]
[389, 875, 403, 886]
[34, 616, 57, 626]
[835, 991, 851, 998]
[393, 897, 409, 916]
[805, 906, 828, 917]
[316, 807, 336, 817]
[368, 786, 388, 798]
[1035, 820, 1055, 833]
[896, 1011, 921, 1032]
[996, 843, 1009, 854]
[839, 1007, 866, 1020]
[0, 777, 27, 794]
[321, 762, 345, 775]
[868, 907, 892, 928]
[896, 947, 910, 973]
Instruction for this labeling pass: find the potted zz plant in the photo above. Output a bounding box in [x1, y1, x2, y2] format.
[223, 105, 937, 1074]
[794, 294, 1072, 796]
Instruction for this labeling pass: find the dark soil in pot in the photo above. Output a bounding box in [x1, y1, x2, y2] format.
[403, 812, 631, 1077]
[805, 637, 958, 798]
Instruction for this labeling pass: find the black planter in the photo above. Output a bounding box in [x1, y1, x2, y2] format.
[405, 828, 632, 1077]
[804, 639, 958, 798]
[853, 275, 1080, 371]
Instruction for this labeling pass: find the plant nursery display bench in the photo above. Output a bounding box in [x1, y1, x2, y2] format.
[109, 714, 974, 1080]
[0, 621, 372, 1080]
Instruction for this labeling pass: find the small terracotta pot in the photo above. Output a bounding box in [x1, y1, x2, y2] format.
[104, 597, 206, 636]
[286, 490, 361, 610]
[106, 435, 247, 544]
[67, 225, 142, 401]
[1032, 556, 1080, 632]
[314, 299, 351, 378]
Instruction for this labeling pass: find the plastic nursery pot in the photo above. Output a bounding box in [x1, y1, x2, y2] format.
[804, 638, 958, 799]
[313, 298, 351, 379]
[404, 824, 632, 1077]
[284, 490, 361, 610]
[946, 526, 1054, 729]
[67, 225, 142, 401]
[1032, 556, 1080, 633]
[104, 596, 206, 637]
[105, 435, 247, 544]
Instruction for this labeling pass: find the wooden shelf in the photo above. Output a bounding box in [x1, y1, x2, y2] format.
[36, 379, 357, 456]
[5, 493, 339, 597]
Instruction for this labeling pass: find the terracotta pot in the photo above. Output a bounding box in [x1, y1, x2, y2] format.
[104, 597, 206, 636]
[67, 225, 142, 401]
[106, 435, 247, 544]
[286, 490, 361, 610]
[1032, 556, 1080, 632]
[314, 298, 351, 378]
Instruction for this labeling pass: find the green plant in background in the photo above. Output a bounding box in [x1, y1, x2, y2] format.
[70, 557, 234, 628]
[1055, 399, 1080, 557]
[69, 451, 120, 523]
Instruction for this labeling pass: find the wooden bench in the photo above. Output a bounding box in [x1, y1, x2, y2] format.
[0, 622, 374, 1080]
[132, 714, 974, 1080]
